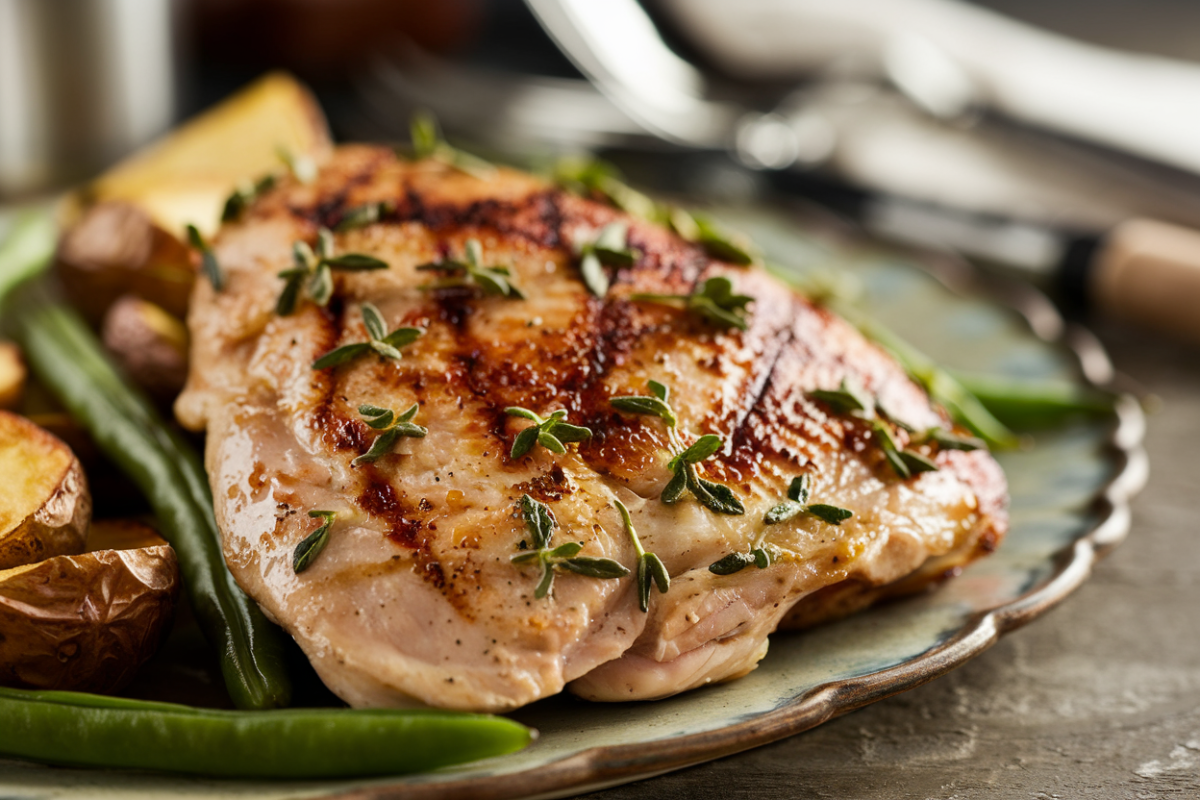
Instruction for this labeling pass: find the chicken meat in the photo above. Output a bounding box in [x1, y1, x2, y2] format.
[175, 146, 1007, 711]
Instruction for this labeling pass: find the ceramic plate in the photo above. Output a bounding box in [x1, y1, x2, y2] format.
[0, 203, 1147, 800]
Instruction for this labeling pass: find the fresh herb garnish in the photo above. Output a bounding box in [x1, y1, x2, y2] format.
[511, 495, 630, 599]
[668, 208, 759, 266]
[552, 155, 758, 265]
[277, 228, 390, 315]
[552, 157, 660, 221]
[417, 239, 523, 299]
[221, 173, 277, 222]
[505, 406, 592, 459]
[808, 379, 873, 415]
[631, 275, 752, 330]
[609, 380, 744, 515]
[293, 510, 335, 573]
[614, 499, 669, 612]
[311, 303, 424, 370]
[352, 403, 427, 466]
[806, 379, 947, 480]
[185, 224, 224, 291]
[762, 474, 853, 525]
[277, 145, 317, 184]
[572, 222, 640, 297]
[709, 545, 783, 576]
[336, 201, 395, 231]
[409, 111, 496, 180]
[920, 427, 985, 451]
[710, 475, 851, 575]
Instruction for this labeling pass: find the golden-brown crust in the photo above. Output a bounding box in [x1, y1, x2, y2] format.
[177, 146, 1009, 709]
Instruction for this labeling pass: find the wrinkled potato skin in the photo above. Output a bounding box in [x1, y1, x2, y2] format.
[0, 413, 91, 570]
[0, 546, 179, 693]
[0, 343, 25, 410]
[101, 296, 189, 401]
[55, 201, 195, 325]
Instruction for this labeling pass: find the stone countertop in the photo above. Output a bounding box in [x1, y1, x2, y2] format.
[581, 321, 1196, 799]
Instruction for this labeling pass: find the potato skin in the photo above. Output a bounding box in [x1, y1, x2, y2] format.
[0, 546, 179, 693]
[0, 343, 25, 410]
[55, 201, 195, 325]
[101, 295, 189, 401]
[0, 412, 91, 570]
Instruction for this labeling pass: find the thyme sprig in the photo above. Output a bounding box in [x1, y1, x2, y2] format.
[337, 201, 395, 231]
[311, 303, 424, 370]
[806, 378, 958, 479]
[763, 474, 854, 525]
[552, 156, 759, 265]
[417, 239, 523, 299]
[185, 224, 224, 291]
[631, 275, 752, 330]
[572, 222, 640, 297]
[277, 228, 390, 315]
[221, 173, 277, 222]
[352, 403, 428, 466]
[609, 380, 744, 515]
[277, 145, 317, 184]
[505, 406, 592, 459]
[511, 495, 629, 599]
[409, 111, 496, 180]
[614, 499, 669, 612]
[293, 510, 335, 573]
[710, 475, 853, 575]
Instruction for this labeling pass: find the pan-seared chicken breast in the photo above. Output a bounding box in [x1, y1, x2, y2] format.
[176, 146, 1006, 711]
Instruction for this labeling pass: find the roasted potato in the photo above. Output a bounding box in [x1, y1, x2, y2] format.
[0, 411, 90, 570]
[101, 295, 189, 401]
[0, 545, 179, 693]
[56, 201, 196, 324]
[64, 71, 332, 239]
[0, 342, 25, 410]
[86, 518, 168, 552]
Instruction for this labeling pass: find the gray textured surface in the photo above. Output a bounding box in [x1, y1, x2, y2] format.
[580, 323, 1196, 799]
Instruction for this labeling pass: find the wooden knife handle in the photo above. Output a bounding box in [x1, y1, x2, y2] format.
[1093, 218, 1200, 343]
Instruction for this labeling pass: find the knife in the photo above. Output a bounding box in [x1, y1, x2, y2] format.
[765, 166, 1200, 344]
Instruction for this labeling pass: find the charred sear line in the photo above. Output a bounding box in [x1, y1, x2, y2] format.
[357, 466, 424, 548]
[309, 297, 351, 450]
[714, 325, 800, 481]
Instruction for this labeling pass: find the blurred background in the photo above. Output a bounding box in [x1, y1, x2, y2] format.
[7, 0, 1200, 340]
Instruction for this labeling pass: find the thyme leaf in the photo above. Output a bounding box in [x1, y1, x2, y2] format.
[336, 201, 394, 231]
[763, 475, 853, 525]
[186, 224, 224, 291]
[608, 380, 743, 514]
[293, 510, 335, 573]
[352, 403, 427, 466]
[572, 223, 640, 297]
[417, 238, 523, 298]
[408, 111, 496, 179]
[276, 228, 390, 315]
[277, 146, 317, 184]
[512, 494, 629, 599]
[505, 406, 592, 459]
[221, 173, 277, 222]
[631, 275, 752, 330]
[614, 499, 670, 611]
[312, 303, 424, 369]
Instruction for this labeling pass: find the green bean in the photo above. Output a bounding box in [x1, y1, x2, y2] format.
[0, 686, 533, 778]
[949, 369, 1116, 429]
[0, 212, 292, 710]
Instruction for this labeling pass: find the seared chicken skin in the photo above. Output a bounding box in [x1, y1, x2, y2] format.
[176, 146, 1006, 711]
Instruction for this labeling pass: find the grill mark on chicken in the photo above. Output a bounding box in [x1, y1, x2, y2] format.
[715, 327, 797, 482]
